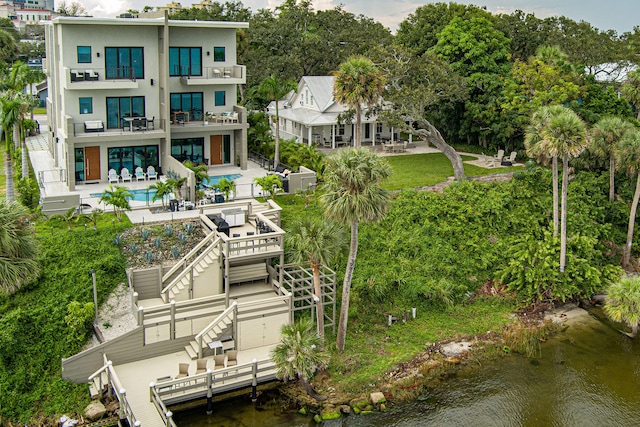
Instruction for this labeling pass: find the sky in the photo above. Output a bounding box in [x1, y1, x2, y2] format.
[82, 0, 638, 35]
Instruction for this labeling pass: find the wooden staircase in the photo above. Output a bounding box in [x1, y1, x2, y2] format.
[184, 302, 237, 359]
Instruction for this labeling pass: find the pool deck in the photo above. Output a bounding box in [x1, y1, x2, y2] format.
[26, 116, 271, 224]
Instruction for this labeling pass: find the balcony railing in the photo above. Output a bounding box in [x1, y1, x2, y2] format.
[69, 67, 138, 82]
[72, 118, 166, 137]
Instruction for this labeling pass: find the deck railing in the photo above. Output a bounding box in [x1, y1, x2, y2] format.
[88, 358, 140, 426]
[161, 233, 218, 284]
[194, 301, 237, 358]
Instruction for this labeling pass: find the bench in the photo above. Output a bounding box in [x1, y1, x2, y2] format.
[229, 263, 269, 284]
[84, 120, 104, 133]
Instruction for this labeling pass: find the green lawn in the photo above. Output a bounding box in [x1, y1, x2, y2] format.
[383, 153, 523, 190]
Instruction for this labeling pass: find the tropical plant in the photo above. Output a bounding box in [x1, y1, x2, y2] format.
[253, 174, 282, 199]
[0, 199, 40, 293]
[270, 317, 330, 400]
[589, 116, 634, 202]
[1, 94, 29, 201]
[214, 177, 236, 202]
[252, 74, 298, 168]
[333, 56, 385, 148]
[604, 276, 640, 338]
[165, 176, 187, 200]
[321, 148, 391, 350]
[183, 160, 209, 189]
[286, 217, 346, 337]
[99, 185, 132, 221]
[614, 129, 640, 268]
[621, 68, 640, 120]
[78, 208, 103, 230]
[51, 206, 77, 231]
[149, 180, 174, 210]
[527, 105, 587, 272]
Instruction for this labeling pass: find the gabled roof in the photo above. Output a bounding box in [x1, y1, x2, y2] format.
[300, 76, 335, 112]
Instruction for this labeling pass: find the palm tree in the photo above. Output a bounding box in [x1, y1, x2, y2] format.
[321, 148, 391, 350]
[215, 177, 236, 202]
[614, 129, 640, 268]
[525, 105, 561, 237]
[622, 68, 640, 121]
[166, 176, 187, 200]
[333, 56, 385, 148]
[52, 206, 77, 231]
[286, 217, 346, 338]
[538, 106, 587, 272]
[589, 116, 634, 202]
[253, 174, 282, 199]
[270, 318, 330, 400]
[99, 185, 132, 221]
[23, 67, 46, 120]
[149, 180, 174, 210]
[0, 95, 28, 201]
[253, 74, 297, 168]
[604, 276, 640, 338]
[78, 208, 103, 230]
[0, 199, 40, 294]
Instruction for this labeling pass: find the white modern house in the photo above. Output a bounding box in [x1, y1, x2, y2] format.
[44, 14, 249, 199]
[267, 75, 402, 149]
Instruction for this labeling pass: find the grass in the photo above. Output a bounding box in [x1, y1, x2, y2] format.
[33, 107, 46, 115]
[383, 153, 523, 191]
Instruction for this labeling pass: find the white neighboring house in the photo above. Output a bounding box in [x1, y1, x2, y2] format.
[266, 75, 401, 149]
[44, 15, 249, 198]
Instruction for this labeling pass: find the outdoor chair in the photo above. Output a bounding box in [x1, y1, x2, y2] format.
[176, 363, 189, 379]
[213, 354, 227, 370]
[108, 168, 119, 184]
[493, 149, 505, 162]
[226, 350, 238, 367]
[146, 166, 158, 180]
[146, 116, 154, 130]
[120, 168, 132, 183]
[135, 167, 145, 181]
[505, 151, 517, 164]
[195, 358, 208, 374]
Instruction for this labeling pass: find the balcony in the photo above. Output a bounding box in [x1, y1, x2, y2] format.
[179, 65, 246, 86]
[69, 118, 166, 138]
[64, 67, 139, 90]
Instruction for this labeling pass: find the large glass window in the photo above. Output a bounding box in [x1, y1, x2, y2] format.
[170, 92, 203, 121]
[105, 47, 144, 79]
[214, 90, 225, 106]
[74, 148, 85, 181]
[77, 46, 91, 63]
[106, 96, 145, 129]
[213, 46, 225, 62]
[169, 47, 202, 76]
[108, 145, 159, 173]
[79, 97, 92, 114]
[223, 135, 231, 164]
[171, 138, 204, 164]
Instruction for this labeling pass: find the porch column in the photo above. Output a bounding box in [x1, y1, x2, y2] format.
[332, 125, 336, 149]
[308, 126, 312, 147]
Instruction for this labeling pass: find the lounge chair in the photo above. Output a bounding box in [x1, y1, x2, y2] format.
[226, 350, 238, 367]
[146, 166, 158, 180]
[135, 166, 145, 181]
[108, 168, 119, 184]
[493, 149, 505, 162]
[120, 168, 132, 182]
[505, 151, 517, 164]
[195, 358, 208, 374]
[176, 363, 189, 379]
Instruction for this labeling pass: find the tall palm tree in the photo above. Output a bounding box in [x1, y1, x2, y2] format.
[0, 95, 28, 201]
[604, 276, 640, 338]
[0, 199, 40, 294]
[614, 129, 640, 268]
[538, 106, 587, 272]
[253, 74, 297, 168]
[525, 105, 560, 236]
[286, 217, 346, 338]
[589, 116, 634, 202]
[149, 180, 174, 210]
[622, 68, 640, 121]
[333, 56, 385, 148]
[270, 318, 330, 400]
[99, 185, 132, 221]
[321, 148, 391, 350]
[23, 67, 46, 120]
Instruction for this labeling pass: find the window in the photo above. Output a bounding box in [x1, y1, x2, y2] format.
[376, 122, 383, 134]
[105, 47, 144, 79]
[214, 91, 225, 107]
[169, 47, 202, 77]
[106, 96, 145, 129]
[213, 46, 225, 62]
[108, 145, 159, 173]
[74, 148, 84, 182]
[170, 92, 203, 120]
[77, 46, 91, 63]
[79, 97, 92, 114]
[171, 138, 204, 164]
[338, 124, 345, 136]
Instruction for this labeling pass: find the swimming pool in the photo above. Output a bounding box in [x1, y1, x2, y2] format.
[90, 188, 157, 202]
[201, 174, 242, 188]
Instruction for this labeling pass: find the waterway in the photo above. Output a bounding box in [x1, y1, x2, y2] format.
[174, 307, 640, 426]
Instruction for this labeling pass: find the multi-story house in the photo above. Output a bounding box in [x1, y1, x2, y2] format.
[44, 14, 249, 198]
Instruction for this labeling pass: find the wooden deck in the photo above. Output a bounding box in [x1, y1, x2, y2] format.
[113, 344, 276, 426]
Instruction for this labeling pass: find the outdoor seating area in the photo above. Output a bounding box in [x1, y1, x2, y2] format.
[121, 116, 153, 131]
[166, 350, 240, 380]
[70, 69, 99, 82]
[382, 141, 408, 153]
[205, 111, 239, 124]
[106, 166, 158, 183]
